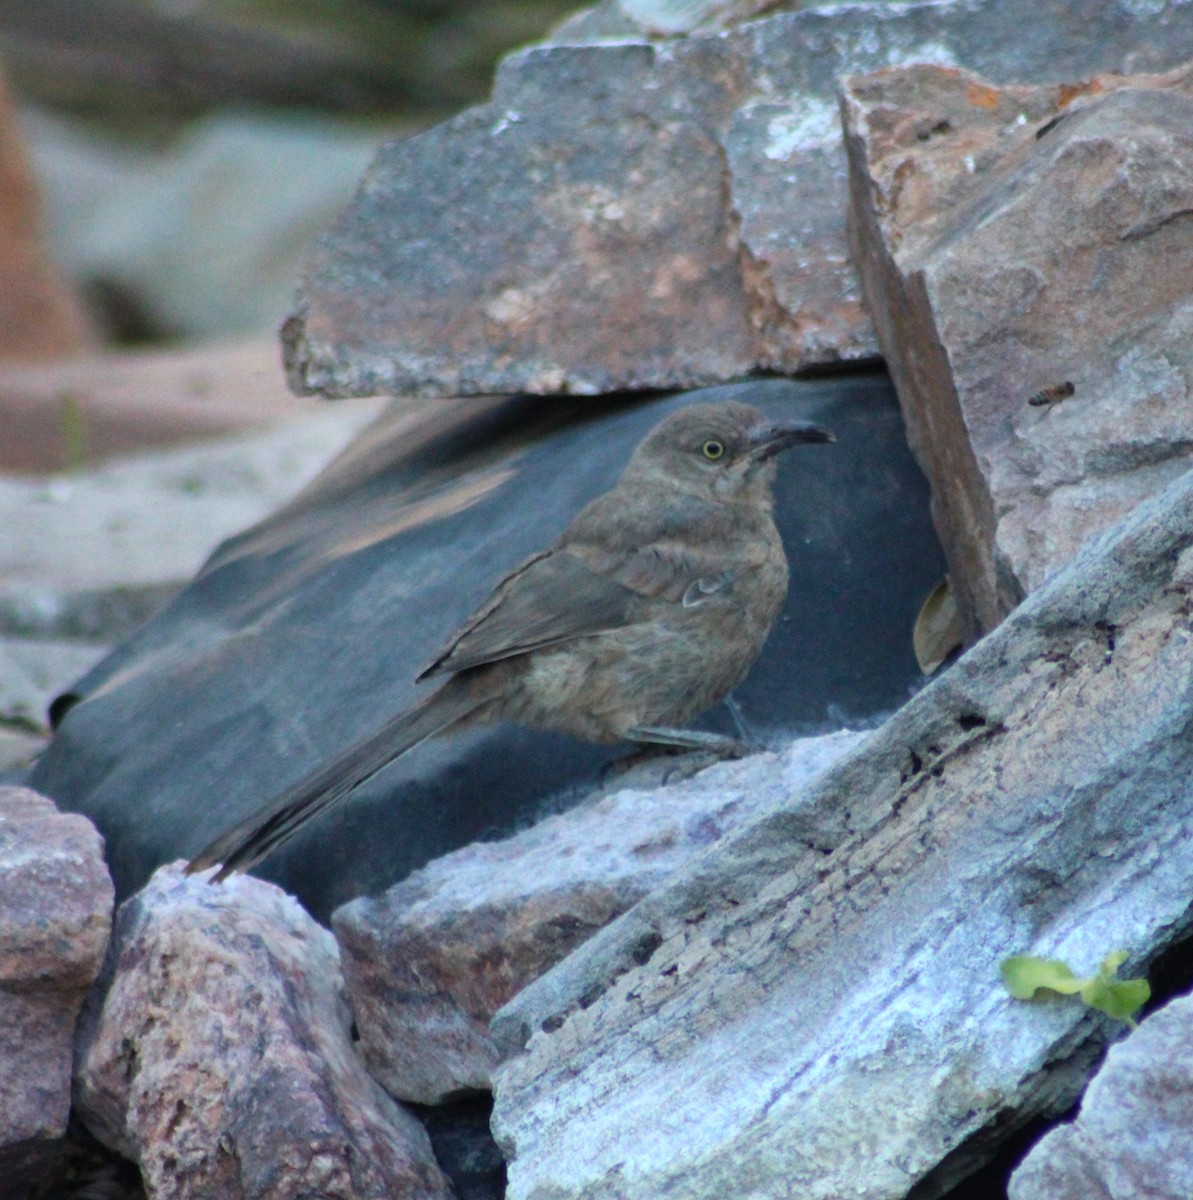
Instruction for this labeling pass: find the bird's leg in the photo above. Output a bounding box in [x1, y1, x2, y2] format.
[624, 724, 753, 759]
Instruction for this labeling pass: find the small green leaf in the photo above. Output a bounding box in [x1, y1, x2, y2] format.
[1084, 977, 1151, 1023]
[1000, 955, 1086, 999]
[1080, 954, 1150, 1024]
[1002, 950, 1150, 1027]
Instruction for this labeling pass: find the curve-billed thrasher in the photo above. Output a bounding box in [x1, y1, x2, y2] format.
[188, 401, 833, 880]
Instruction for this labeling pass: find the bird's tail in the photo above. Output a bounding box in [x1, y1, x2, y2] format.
[186, 677, 484, 881]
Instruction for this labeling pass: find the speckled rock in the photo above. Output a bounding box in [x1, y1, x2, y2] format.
[0, 787, 111, 1185]
[74, 864, 452, 1200]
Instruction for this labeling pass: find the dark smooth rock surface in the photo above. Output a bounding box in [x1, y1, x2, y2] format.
[31, 375, 944, 922]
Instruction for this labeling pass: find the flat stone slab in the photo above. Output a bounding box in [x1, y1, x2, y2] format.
[843, 61, 1193, 637]
[490, 464, 1193, 1200]
[287, 0, 1193, 398]
[0, 338, 337, 473]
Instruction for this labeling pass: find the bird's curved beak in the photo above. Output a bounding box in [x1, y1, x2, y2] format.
[746, 418, 836, 462]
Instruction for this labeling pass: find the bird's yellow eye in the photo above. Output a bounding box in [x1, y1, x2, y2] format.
[701, 439, 725, 461]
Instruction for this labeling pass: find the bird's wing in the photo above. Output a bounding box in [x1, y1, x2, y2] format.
[417, 549, 641, 679]
[572, 540, 738, 605]
[418, 529, 739, 681]
[564, 487, 746, 605]
[418, 485, 750, 681]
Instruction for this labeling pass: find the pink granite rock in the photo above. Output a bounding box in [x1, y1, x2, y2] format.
[75, 864, 451, 1200]
[0, 786, 111, 1182]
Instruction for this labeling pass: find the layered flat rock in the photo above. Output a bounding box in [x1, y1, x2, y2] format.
[844, 61, 1193, 638]
[1010, 990, 1193, 1200]
[31, 376, 944, 923]
[0, 787, 112, 1184]
[286, 0, 1193, 398]
[334, 730, 864, 1105]
[490, 465, 1193, 1199]
[75, 864, 452, 1200]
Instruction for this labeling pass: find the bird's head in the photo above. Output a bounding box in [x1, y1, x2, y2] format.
[622, 401, 834, 505]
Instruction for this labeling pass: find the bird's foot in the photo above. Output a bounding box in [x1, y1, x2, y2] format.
[624, 725, 759, 759]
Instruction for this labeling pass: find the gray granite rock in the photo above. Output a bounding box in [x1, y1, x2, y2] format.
[287, 0, 1193, 398]
[74, 863, 452, 1200]
[0, 787, 112, 1183]
[489, 464, 1193, 1200]
[1010, 989, 1193, 1200]
[334, 730, 864, 1105]
[844, 60, 1193, 640]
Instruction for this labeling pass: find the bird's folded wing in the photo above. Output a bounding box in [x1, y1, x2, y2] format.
[575, 540, 738, 604]
[418, 549, 639, 678]
[418, 539, 735, 680]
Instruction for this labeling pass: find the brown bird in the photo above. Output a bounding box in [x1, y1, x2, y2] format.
[188, 401, 833, 881]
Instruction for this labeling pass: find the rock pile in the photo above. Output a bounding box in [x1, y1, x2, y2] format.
[6, 0, 1193, 1198]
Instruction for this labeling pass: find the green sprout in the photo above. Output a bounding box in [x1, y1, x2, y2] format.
[60, 389, 88, 472]
[1001, 950, 1150, 1029]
